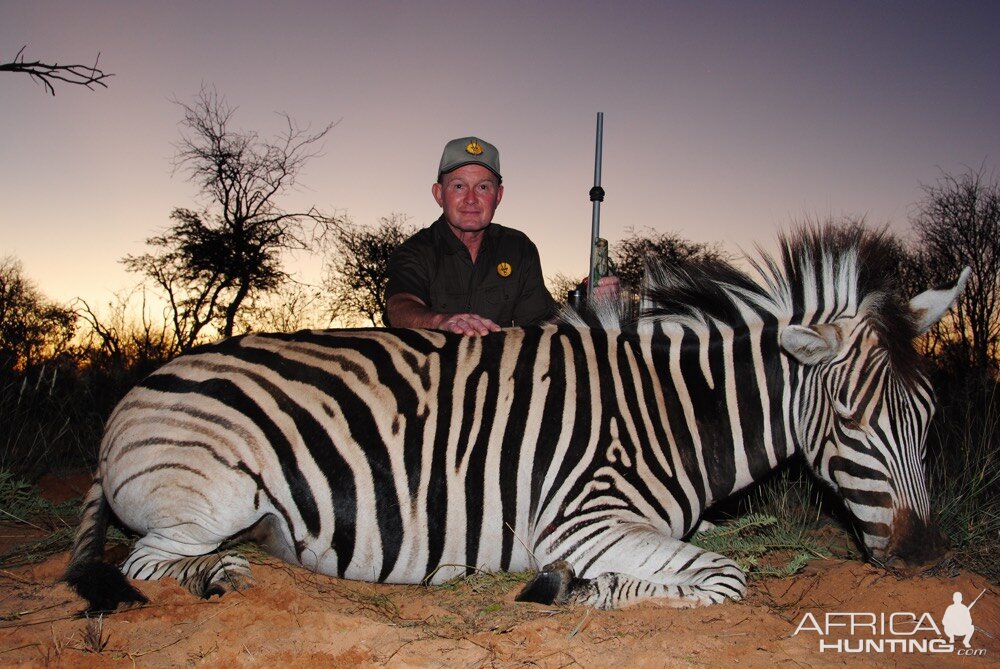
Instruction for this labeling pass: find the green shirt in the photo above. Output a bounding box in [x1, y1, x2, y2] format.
[385, 217, 556, 327]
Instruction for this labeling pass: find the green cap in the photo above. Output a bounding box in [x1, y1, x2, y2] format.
[438, 136, 501, 183]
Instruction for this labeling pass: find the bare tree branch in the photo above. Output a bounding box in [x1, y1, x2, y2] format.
[125, 88, 338, 348]
[1, 46, 113, 95]
[911, 165, 1000, 373]
[322, 214, 414, 326]
[75, 288, 178, 368]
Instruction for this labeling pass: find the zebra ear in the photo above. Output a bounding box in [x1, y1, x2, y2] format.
[908, 267, 970, 335]
[780, 324, 841, 365]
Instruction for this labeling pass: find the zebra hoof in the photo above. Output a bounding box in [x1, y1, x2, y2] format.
[196, 563, 254, 599]
[210, 570, 254, 598]
[516, 560, 578, 605]
[203, 583, 227, 599]
[201, 574, 253, 599]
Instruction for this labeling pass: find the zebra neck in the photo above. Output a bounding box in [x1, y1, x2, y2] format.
[636, 320, 796, 508]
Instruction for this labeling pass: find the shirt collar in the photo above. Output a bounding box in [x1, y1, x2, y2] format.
[432, 216, 499, 257]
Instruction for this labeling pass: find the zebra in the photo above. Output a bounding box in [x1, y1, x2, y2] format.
[65, 226, 967, 612]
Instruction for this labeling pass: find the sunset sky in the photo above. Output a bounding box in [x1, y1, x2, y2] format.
[3, 1, 999, 311]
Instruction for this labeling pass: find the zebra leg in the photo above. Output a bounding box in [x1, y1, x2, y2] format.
[520, 525, 746, 610]
[106, 468, 292, 600]
[121, 536, 253, 599]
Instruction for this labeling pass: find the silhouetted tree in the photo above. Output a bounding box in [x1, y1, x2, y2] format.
[546, 272, 583, 305]
[549, 228, 724, 320]
[911, 166, 1000, 372]
[235, 284, 328, 333]
[609, 227, 726, 320]
[124, 88, 337, 349]
[0, 257, 77, 373]
[611, 227, 726, 292]
[322, 214, 414, 326]
[75, 288, 177, 373]
[1, 46, 112, 95]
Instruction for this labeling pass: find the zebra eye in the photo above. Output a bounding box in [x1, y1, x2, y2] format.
[833, 399, 862, 430]
[842, 416, 862, 431]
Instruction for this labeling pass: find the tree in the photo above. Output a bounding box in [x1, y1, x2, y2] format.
[548, 228, 724, 320]
[124, 88, 336, 349]
[322, 214, 414, 326]
[0, 257, 77, 373]
[1, 46, 112, 95]
[911, 166, 1000, 372]
[609, 227, 725, 319]
[75, 288, 177, 373]
[546, 273, 584, 305]
[611, 227, 726, 291]
[235, 284, 328, 333]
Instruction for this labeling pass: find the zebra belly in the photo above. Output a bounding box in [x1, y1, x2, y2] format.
[294, 533, 535, 584]
[294, 485, 537, 584]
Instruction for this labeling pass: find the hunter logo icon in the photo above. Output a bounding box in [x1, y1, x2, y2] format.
[465, 141, 483, 155]
[497, 262, 512, 278]
[943, 591, 979, 648]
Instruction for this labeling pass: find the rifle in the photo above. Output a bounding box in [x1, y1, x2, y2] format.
[588, 112, 607, 304]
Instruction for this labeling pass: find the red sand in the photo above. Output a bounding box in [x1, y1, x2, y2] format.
[0, 479, 996, 668]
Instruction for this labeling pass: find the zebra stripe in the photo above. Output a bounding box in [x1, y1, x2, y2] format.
[66, 226, 967, 612]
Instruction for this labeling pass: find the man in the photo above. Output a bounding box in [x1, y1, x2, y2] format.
[384, 136, 556, 335]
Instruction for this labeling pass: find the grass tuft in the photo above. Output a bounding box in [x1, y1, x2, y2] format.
[691, 512, 831, 579]
[0, 469, 129, 569]
[434, 568, 533, 595]
[0, 470, 79, 521]
[80, 615, 110, 654]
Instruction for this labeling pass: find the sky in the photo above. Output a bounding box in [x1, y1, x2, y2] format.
[3, 1, 999, 310]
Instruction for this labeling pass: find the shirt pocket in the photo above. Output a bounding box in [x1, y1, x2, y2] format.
[480, 284, 514, 324]
[429, 286, 469, 314]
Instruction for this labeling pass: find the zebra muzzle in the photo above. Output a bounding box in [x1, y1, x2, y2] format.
[883, 508, 949, 569]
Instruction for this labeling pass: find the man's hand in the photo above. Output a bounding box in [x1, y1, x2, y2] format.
[580, 275, 622, 300]
[436, 312, 501, 336]
[593, 275, 621, 299]
[386, 293, 500, 336]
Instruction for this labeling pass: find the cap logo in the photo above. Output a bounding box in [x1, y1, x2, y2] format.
[466, 141, 484, 156]
[497, 262, 512, 278]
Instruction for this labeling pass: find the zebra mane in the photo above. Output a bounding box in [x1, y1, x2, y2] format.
[775, 225, 922, 377]
[597, 224, 922, 375]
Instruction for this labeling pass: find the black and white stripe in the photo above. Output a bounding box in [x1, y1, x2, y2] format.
[66, 226, 968, 611]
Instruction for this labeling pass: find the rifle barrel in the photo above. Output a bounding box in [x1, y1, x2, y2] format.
[588, 112, 605, 299]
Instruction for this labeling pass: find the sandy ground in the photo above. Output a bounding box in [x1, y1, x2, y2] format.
[0, 476, 996, 668]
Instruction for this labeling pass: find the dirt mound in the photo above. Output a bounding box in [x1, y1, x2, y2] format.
[0, 550, 995, 667]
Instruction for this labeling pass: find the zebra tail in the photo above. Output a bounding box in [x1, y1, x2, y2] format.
[63, 476, 148, 613]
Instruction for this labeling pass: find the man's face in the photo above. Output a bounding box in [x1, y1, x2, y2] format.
[432, 164, 503, 235]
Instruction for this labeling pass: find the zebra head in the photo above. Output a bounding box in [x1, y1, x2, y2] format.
[780, 266, 970, 569]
